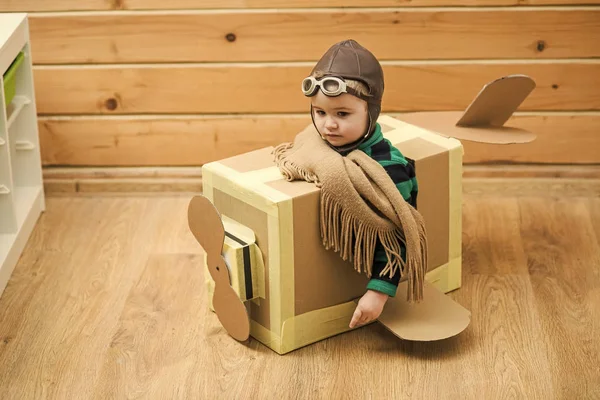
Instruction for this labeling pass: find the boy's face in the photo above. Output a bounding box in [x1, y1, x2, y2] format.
[311, 91, 369, 147]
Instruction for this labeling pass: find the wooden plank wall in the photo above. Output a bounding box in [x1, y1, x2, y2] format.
[2, 1, 600, 178]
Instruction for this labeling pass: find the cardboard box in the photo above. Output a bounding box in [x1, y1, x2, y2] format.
[189, 75, 536, 354]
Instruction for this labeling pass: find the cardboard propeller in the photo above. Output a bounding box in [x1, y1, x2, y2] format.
[188, 195, 250, 341]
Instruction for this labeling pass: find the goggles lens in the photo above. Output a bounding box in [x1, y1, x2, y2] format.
[322, 78, 341, 94]
[301, 76, 347, 97]
[302, 78, 315, 94]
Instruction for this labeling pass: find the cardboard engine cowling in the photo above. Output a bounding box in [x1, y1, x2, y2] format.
[188, 75, 536, 354]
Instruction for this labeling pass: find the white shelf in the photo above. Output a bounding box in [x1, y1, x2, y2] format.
[0, 185, 43, 295]
[0, 13, 45, 298]
[7, 95, 31, 129]
[14, 186, 42, 225]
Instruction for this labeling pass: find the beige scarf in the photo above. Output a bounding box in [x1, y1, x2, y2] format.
[273, 125, 428, 302]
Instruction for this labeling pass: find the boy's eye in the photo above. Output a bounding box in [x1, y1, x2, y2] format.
[337, 111, 349, 117]
[315, 110, 326, 116]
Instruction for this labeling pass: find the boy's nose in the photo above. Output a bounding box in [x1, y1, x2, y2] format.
[324, 117, 337, 129]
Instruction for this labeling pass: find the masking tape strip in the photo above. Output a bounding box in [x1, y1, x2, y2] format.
[381, 127, 419, 145]
[425, 260, 450, 294]
[383, 116, 463, 150]
[377, 115, 408, 130]
[250, 320, 282, 354]
[378, 115, 419, 144]
[280, 300, 364, 355]
[251, 244, 266, 299]
[243, 166, 285, 184]
[222, 215, 256, 243]
[277, 199, 295, 348]
[448, 145, 463, 261]
[267, 213, 282, 338]
[208, 255, 283, 353]
[208, 170, 278, 216]
[424, 257, 462, 294]
[205, 272, 281, 353]
[201, 166, 214, 202]
[208, 253, 281, 353]
[204, 163, 290, 216]
[446, 256, 462, 292]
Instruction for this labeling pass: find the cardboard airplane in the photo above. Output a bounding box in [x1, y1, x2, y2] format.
[188, 75, 536, 352]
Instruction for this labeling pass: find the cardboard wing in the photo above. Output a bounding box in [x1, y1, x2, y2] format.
[397, 74, 537, 144]
[377, 281, 470, 341]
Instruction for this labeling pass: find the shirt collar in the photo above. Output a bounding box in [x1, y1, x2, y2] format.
[358, 123, 383, 151]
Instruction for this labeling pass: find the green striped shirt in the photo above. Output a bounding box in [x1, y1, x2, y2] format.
[357, 123, 418, 297]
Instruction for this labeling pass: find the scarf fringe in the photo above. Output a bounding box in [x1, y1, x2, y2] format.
[273, 143, 322, 187]
[320, 191, 428, 302]
[378, 208, 429, 302]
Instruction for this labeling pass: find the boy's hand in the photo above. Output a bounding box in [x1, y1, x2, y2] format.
[349, 290, 389, 328]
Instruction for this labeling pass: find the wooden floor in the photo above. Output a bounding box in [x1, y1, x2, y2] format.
[0, 191, 599, 399]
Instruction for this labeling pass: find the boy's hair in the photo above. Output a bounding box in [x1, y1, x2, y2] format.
[311, 70, 370, 98]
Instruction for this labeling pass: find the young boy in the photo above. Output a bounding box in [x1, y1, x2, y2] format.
[300, 40, 418, 329]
